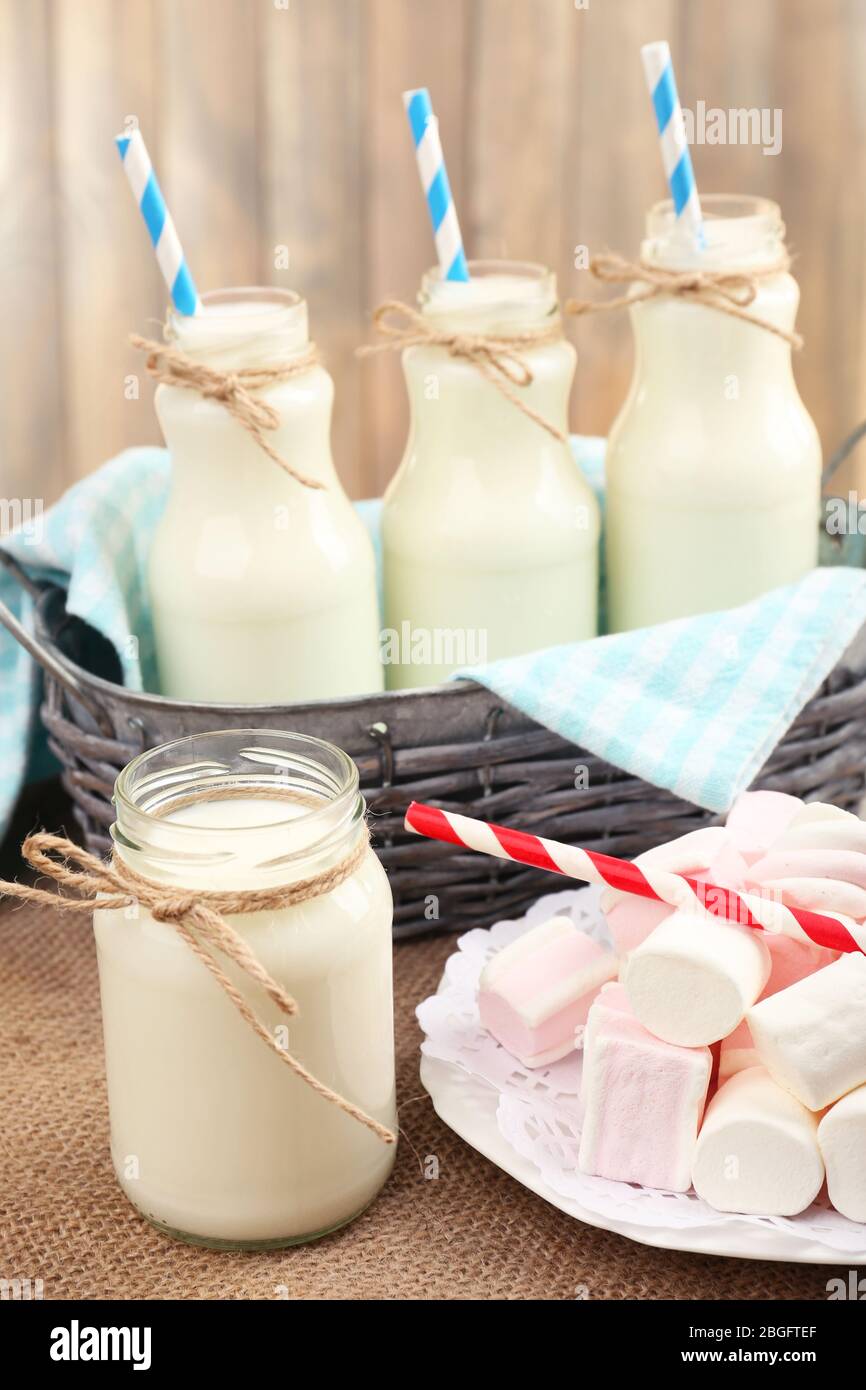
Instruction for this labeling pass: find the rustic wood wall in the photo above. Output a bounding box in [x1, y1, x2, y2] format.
[2, 0, 865, 508]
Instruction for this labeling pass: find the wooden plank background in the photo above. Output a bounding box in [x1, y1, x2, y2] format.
[2, 0, 865, 508]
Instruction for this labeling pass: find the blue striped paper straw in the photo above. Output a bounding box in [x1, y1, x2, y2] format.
[114, 129, 201, 315]
[403, 88, 469, 282]
[641, 42, 704, 246]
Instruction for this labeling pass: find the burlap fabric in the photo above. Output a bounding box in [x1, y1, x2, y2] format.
[0, 894, 849, 1300]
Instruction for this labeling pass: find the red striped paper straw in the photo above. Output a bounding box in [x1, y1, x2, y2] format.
[404, 801, 864, 956]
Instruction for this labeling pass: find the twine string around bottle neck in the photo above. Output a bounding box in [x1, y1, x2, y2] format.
[131, 333, 327, 489]
[2, 787, 395, 1145]
[360, 300, 569, 443]
[566, 250, 803, 348]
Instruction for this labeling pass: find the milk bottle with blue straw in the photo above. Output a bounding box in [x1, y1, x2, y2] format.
[117, 130, 383, 701]
[602, 43, 821, 632]
[379, 89, 600, 690]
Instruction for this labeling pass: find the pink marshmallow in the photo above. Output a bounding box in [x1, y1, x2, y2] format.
[578, 1007, 712, 1191]
[725, 790, 804, 865]
[586, 979, 632, 1019]
[760, 931, 840, 994]
[602, 894, 670, 957]
[478, 916, 618, 1069]
[602, 826, 738, 956]
[580, 980, 632, 1099]
[718, 1018, 759, 1081]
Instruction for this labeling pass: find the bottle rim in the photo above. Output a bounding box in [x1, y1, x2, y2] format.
[643, 194, 786, 271]
[167, 288, 310, 356]
[419, 258, 560, 329]
[112, 729, 363, 869]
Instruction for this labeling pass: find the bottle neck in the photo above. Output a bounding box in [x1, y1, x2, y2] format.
[632, 195, 798, 376]
[418, 259, 562, 336]
[628, 274, 800, 385]
[112, 732, 364, 892]
[641, 194, 788, 274]
[156, 287, 337, 497]
[168, 287, 314, 371]
[400, 339, 575, 468]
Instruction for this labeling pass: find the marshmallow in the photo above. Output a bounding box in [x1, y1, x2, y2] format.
[725, 790, 804, 864]
[760, 931, 840, 995]
[601, 826, 741, 956]
[767, 800, 866, 854]
[692, 1066, 824, 1216]
[749, 801, 866, 918]
[478, 916, 618, 1068]
[718, 1019, 758, 1081]
[622, 911, 771, 1047]
[718, 933, 835, 1081]
[579, 980, 632, 1098]
[600, 792, 850, 962]
[818, 1084, 866, 1223]
[601, 793, 859, 964]
[601, 890, 669, 959]
[578, 1007, 711, 1191]
[754, 874, 866, 921]
[748, 954, 866, 1110]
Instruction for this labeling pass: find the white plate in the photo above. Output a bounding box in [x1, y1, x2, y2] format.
[421, 1056, 864, 1266]
[419, 890, 866, 1265]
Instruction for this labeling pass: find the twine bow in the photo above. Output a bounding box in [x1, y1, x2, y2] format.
[4, 829, 395, 1145]
[131, 334, 326, 489]
[566, 251, 802, 349]
[360, 300, 569, 443]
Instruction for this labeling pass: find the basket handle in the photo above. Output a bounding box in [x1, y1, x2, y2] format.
[0, 554, 115, 737]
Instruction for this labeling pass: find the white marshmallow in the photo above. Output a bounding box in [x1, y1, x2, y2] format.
[718, 933, 838, 1082]
[692, 1066, 824, 1216]
[747, 800, 866, 918]
[748, 954, 866, 1110]
[771, 801, 866, 854]
[754, 875, 866, 921]
[600, 826, 742, 957]
[818, 1084, 866, 1223]
[622, 911, 771, 1047]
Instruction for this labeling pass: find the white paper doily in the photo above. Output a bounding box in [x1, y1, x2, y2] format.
[417, 887, 866, 1262]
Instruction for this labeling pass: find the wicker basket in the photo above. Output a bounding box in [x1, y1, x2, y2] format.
[3, 554, 866, 939]
[4, 425, 866, 939]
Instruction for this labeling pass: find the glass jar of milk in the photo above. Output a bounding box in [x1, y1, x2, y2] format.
[382, 260, 600, 689]
[93, 730, 396, 1248]
[605, 195, 821, 632]
[148, 288, 383, 702]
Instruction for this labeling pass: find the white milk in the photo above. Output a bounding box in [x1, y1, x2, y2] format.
[148, 289, 383, 702]
[382, 261, 600, 688]
[92, 731, 396, 1248]
[605, 196, 821, 632]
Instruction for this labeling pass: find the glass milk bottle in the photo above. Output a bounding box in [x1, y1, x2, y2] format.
[93, 730, 396, 1248]
[605, 196, 821, 632]
[382, 260, 600, 689]
[148, 289, 383, 702]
